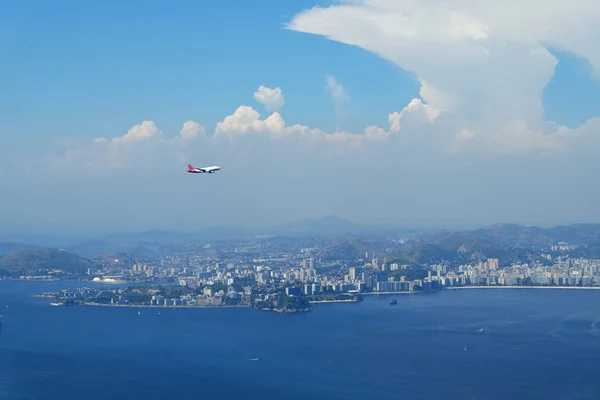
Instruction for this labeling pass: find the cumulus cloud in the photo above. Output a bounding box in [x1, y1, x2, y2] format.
[388, 98, 440, 132]
[112, 121, 161, 144]
[44, 70, 600, 176]
[7, 0, 600, 230]
[5, 80, 600, 231]
[253, 85, 285, 112]
[179, 121, 206, 140]
[286, 0, 600, 150]
[27, 0, 600, 171]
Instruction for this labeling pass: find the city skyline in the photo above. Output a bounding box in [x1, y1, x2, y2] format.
[2, 0, 600, 233]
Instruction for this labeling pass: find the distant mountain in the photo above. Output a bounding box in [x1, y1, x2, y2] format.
[541, 223, 600, 245]
[0, 242, 38, 256]
[0, 248, 91, 277]
[96, 226, 256, 247]
[65, 238, 176, 258]
[104, 229, 192, 243]
[316, 238, 374, 262]
[571, 243, 600, 259]
[396, 236, 537, 266]
[273, 216, 360, 235]
[5, 221, 600, 264]
[391, 223, 600, 266]
[65, 239, 129, 258]
[92, 252, 151, 266]
[458, 223, 600, 248]
[197, 225, 256, 239]
[466, 224, 565, 248]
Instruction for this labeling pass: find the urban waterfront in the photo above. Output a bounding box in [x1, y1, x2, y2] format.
[1, 280, 600, 400]
[27, 254, 600, 312]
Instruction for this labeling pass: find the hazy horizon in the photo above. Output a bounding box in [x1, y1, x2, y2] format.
[3, 1, 600, 233]
[2, 214, 599, 247]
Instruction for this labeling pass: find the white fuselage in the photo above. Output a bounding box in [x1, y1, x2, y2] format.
[187, 164, 221, 174]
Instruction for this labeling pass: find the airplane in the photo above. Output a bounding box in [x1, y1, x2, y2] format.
[187, 164, 221, 174]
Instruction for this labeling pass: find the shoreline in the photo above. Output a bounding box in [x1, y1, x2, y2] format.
[35, 285, 600, 313]
[309, 299, 359, 304]
[361, 291, 422, 295]
[7, 278, 157, 285]
[53, 302, 311, 313]
[81, 303, 251, 309]
[445, 286, 600, 290]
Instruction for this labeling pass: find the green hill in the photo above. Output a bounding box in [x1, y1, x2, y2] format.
[0, 248, 91, 277]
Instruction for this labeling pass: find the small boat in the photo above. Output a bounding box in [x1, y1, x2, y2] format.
[390, 300, 397, 305]
[476, 328, 484, 332]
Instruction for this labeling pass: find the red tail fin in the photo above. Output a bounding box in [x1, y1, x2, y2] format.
[188, 164, 194, 171]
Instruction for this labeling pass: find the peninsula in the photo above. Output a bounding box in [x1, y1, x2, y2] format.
[40, 285, 363, 313]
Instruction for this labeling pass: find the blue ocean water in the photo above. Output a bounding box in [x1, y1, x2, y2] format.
[1, 281, 600, 400]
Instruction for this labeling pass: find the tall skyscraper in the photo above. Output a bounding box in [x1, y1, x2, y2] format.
[349, 267, 357, 281]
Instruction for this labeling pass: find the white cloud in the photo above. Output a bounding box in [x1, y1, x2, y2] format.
[18, 95, 600, 231]
[325, 75, 349, 129]
[253, 85, 285, 112]
[179, 121, 206, 140]
[456, 128, 476, 143]
[286, 0, 600, 150]
[7, 0, 600, 233]
[112, 121, 161, 145]
[31, 0, 600, 177]
[49, 121, 164, 171]
[388, 98, 440, 132]
[326, 75, 347, 103]
[43, 74, 600, 176]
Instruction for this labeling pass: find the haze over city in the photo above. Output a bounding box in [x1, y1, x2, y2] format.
[2, 0, 600, 234]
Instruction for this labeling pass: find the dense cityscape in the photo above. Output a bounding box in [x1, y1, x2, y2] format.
[4, 220, 600, 312]
[5, 2, 600, 397]
[20, 227, 600, 311]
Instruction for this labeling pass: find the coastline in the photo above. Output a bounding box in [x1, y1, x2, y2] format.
[9, 278, 81, 283]
[51, 301, 311, 313]
[361, 291, 422, 295]
[309, 299, 359, 304]
[445, 286, 600, 290]
[37, 285, 600, 313]
[256, 307, 312, 313]
[81, 303, 251, 309]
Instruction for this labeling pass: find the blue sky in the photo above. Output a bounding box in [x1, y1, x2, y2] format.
[2, 0, 598, 142]
[0, 0, 418, 146]
[2, 0, 600, 234]
[1, 0, 598, 142]
[544, 50, 600, 128]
